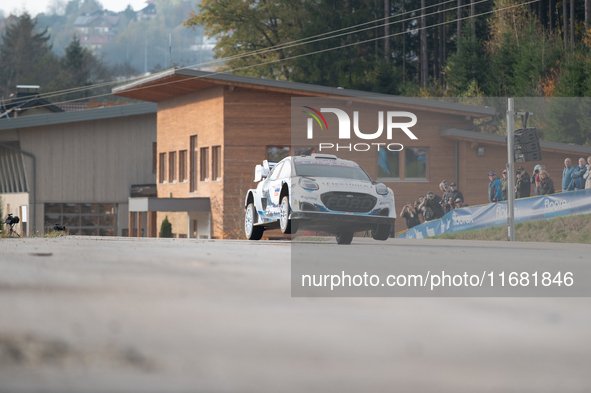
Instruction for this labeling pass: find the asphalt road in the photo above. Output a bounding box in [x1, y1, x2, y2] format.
[0, 236, 590, 392]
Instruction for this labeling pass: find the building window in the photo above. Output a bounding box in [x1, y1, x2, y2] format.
[200, 147, 209, 181]
[179, 150, 187, 182]
[152, 142, 157, 174]
[268, 146, 290, 162]
[190, 136, 197, 192]
[405, 148, 427, 179]
[169, 151, 177, 182]
[44, 203, 118, 236]
[293, 146, 316, 156]
[212, 146, 221, 181]
[159, 152, 166, 183]
[377, 149, 400, 179]
[377, 148, 427, 181]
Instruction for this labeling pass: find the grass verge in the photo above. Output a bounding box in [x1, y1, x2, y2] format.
[432, 213, 591, 243]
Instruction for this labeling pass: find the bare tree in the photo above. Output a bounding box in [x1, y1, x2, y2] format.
[402, 0, 406, 82]
[586, 0, 590, 34]
[571, 0, 574, 52]
[549, 0, 553, 34]
[385, 0, 390, 62]
[471, 0, 475, 39]
[564, 0, 567, 49]
[421, 0, 427, 87]
[457, 0, 462, 53]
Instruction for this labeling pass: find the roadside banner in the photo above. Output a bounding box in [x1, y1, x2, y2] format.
[399, 189, 591, 239]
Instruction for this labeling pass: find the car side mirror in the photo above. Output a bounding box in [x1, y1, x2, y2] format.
[254, 164, 268, 182]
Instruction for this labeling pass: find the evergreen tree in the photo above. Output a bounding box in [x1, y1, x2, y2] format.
[0, 13, 51, 95]
[160, 216, 172, 238]
[445, 25, 489, 96]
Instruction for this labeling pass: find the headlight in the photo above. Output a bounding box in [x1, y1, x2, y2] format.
[299, 177, 319, 190]
[375, 183, 388, 195]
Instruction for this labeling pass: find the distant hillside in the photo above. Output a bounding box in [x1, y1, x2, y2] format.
[2, 0, 215, 74]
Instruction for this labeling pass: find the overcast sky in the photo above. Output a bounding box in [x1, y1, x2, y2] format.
[0, 0, 149, 18]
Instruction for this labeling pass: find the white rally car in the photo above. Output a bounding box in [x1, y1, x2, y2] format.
[244, 154, 396, 244]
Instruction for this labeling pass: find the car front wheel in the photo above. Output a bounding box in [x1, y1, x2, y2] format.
[371, 224, 391, 241]
[245, 203, 264, 240]
[280, 196, 295, 234]
[335, 231, 354, 245]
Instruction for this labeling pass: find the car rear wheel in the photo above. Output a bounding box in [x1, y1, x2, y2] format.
[371, 224, 391, 241]
[335, 231, 354, 245]
[280, 196, 295, 234]
[245, 203, 264, 240]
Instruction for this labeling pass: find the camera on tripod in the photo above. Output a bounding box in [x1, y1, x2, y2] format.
[5, 214, 19, 225]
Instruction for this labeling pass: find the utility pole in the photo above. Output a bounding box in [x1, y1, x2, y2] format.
[144, 35, 148, 73]
[506, 98, 515, 241]
[507, 99, 536, 242]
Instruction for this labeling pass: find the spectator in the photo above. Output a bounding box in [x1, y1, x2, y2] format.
[453, 197, 469, 209]
[584, 156, 591, 190]
[531, 164, 541, 195]
[488, 171, 503, 202]
[419, 191, 445, 221]
[539, 170, 555, 195]
[515, 166, 531, 198]
[570, 157, 587, 190]
[414, 198, 424, 222]
[440, 181, 452, 213]
[447, 183, 464, 208]
[562, 158, 575, 192]
[400, 201, 421, 229]
[500, 169, 508, 201]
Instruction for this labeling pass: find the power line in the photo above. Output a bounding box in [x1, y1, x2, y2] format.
[8, 0, 540, 112]
[2, 0, 463, 104]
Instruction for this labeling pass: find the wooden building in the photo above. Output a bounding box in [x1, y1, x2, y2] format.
[0, 103, 157, 236]
[113, 69, 591, 236]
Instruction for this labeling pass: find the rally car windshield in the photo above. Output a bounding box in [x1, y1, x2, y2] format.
[295, 163, 371, 181]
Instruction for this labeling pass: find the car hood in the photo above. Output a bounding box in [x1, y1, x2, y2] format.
[297, 176, 377, 193]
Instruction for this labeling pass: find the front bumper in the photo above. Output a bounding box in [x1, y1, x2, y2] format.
[291, 211, 395, 234]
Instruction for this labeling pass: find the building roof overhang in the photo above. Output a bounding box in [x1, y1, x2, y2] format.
[112, 68, 496, 118]
[0, 103, 157, 131]
[128, 197, 211, 212]
[440, 127, 591, 155]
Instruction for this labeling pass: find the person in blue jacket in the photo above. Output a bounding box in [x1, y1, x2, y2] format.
[488, 171, 503, 202]
[562, 158, 575, 192]
[570, 157, 587, 190]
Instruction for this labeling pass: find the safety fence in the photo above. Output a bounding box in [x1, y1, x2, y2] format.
[398, 189, 591, 239]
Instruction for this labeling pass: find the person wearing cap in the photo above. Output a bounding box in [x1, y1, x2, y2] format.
[500, 170, 508, 201]
[447, 182, 464, 210]
[531, 164, 541, 195]
[418, 191, 445, 221]
[488, 171, 503, 203]
[453, 197, 468, 209]
[515, 166, 531, 199]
